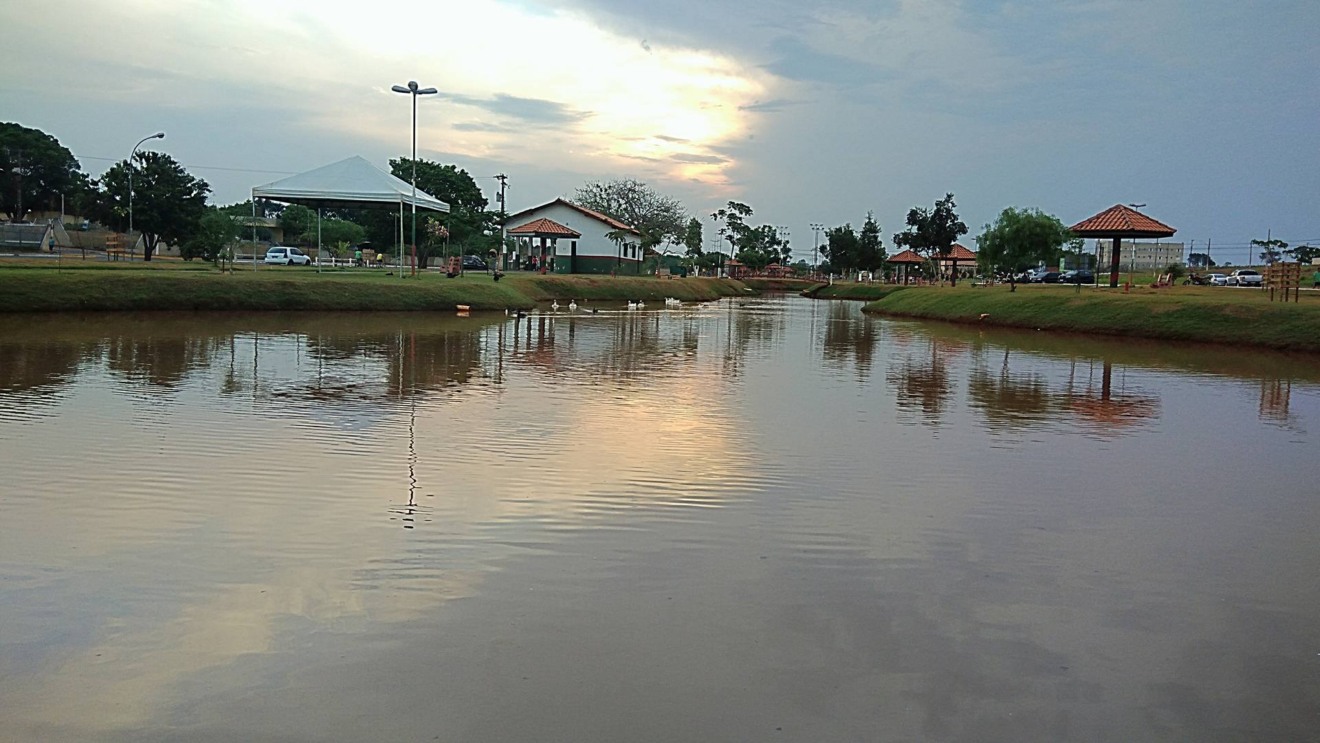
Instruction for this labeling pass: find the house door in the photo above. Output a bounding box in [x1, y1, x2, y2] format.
[570, 240, 577, 274]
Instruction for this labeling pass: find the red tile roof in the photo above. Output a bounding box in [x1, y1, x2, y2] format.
[1070, 204, 1176, 237]
[887, 249, 925, 263]
[507, 217, 581, 238]
[944, 243, 977, 261]
[506, 198, 640, 235]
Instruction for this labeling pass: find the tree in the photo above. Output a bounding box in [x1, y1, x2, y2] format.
[974, 207, 1076, 289]
[181, 207, 240, 263]
[0, 123, 85, 222]
[1188, 252, 1217, 268]
[575, 178, 686, 251]
[825, 224, 860, 273]
[682, 217, 703, 258]
[318, 218, 365, 258]
[385, 158, 493, 268]
[91, 151, 210, 261]
[893, 193, 968, 285]
[857, 212, 886, 271]
[1252, 237, 1288, 264]
[279, 204, 315, 245]
[1287, 245, 1318, 264]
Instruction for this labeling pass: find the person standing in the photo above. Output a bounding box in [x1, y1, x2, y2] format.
[1312, 268, 1320, 288]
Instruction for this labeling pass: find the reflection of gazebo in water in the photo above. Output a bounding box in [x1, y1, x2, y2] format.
[1062, 360, 1159, 433]
[887, 249, 925, 284]
[508, 218, 581, 272]
[1070, 204, 1176, 288]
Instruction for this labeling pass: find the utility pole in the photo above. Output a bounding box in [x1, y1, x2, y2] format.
[810, 223, 824, 276]
[495, 173, 508, 270]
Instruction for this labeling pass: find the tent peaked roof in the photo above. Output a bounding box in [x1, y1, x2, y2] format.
[508, 218, 581, 238]
[888, 249, 925, 263]
[1070, 204, 1174, 237]
[252, 156, 450, 212]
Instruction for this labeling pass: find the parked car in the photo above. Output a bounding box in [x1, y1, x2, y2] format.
[1037, 271, 1062, 283]
[264, 246, 312, 266]
[1226, 269, 1263, 287]
[461, 255, 488, 271]
[1060, 270, 1095, 284]
[1206, 273, 1229, 286]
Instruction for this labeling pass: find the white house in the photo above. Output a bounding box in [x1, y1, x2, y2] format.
[504, 198, 642, 274]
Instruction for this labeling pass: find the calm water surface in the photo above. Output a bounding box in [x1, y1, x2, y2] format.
[2, 297, 1318, 741]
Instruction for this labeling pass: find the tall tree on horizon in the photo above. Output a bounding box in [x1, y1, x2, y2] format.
[894, 193, 968, 285]
[574, 177, 686, 252]
[92, 151, 209, 261]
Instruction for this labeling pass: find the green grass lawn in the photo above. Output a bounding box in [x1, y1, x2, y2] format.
[862, 283, 1320, 353]
[0, 263, 747, 313]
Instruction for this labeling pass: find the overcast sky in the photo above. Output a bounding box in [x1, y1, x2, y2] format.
[2, 0, 1316, 262]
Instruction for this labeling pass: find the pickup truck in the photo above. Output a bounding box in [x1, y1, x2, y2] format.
[1227, 269, 1263, 287]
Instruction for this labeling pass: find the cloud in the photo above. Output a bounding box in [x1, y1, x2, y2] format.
[762, 37, 890, 87]
[670, 152, 728, 165]
[738, 98, 804, 113]
[441, 93, 592, 127]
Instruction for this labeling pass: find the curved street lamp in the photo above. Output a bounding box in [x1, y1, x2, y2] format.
[128, 132, 165, 244]
[391, 81, 438, 277]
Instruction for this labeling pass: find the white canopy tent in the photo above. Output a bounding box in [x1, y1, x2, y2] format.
[250, 155, 449, 271]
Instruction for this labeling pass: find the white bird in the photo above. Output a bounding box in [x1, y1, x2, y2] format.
[637, 300, 645, 309]
[551, 300, 560, 311]
[627, 300, 639, 310]
[569, 300, 578, 311]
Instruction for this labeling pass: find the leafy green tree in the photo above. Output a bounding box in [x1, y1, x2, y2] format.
[682, 216, 703, 259]
[1188, 252, 1217, 268]
[858, 212, 886, 271]
[1287, 245, 1318, 263]
[575, 177, 686, 251]
[318, 218, 365, 256]
[378, 159, 493, 268]
[894, 193, 968, 285]
[181, 207, 240, 263]
[279, 204, 314, 245]
[0, 123, 85, 222]
[974, 207, 1077, 287]
[91, 151, 209, 261]
[1252, 237, 1287, 264]
[825, 224, 860, 273]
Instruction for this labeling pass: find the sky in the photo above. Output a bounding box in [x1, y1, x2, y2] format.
[2, 0, 1317, 263]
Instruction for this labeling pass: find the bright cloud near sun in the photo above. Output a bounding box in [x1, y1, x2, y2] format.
[9, 0, 768, 186]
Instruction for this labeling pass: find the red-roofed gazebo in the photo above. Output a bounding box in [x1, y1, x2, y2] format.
[1070, 205, 1176, 288]
[888, 249, 925, 284]
[939, 243, 978, 284]
[508, 218, 581, 273]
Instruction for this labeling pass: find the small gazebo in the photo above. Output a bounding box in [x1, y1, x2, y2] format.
[887, 249, 925, 284]
[1070, 205, 1176, 288]
[508, 217, 580, 272]
[939, 243, 978, 285]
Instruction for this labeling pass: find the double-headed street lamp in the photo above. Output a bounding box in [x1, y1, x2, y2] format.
[391, 80, 438, 277]
[129, 132, 165, 242]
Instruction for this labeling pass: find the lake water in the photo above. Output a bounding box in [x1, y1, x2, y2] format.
[2, 296, 1318, 741]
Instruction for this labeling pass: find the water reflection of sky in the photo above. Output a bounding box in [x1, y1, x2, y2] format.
[1, 301, 1318, 741]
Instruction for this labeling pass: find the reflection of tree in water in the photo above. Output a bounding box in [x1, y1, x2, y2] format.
[105, 334, 225, 388]
[967, 349, 1058, 429]
[721, 300, 785, 380]
[887, 336, 952, 425]
[822, 301, 880, 379]
[0, 339, 91, 396]
[508, 313, 701, 384]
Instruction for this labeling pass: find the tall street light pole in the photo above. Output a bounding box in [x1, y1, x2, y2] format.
[810, 223, 824, 276]
[391, 81, 438, 278]
[128, 132, 165, 251]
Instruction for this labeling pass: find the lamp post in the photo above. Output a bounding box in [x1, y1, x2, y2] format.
[391, 80, 438, 277]
[128, 132, 165, 251]
[810, 223, 824, 276]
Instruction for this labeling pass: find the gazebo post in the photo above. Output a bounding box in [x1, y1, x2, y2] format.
[1109, 237, 1121, 288]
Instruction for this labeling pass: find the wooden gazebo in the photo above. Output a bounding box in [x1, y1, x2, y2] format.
[887, 249, 925, 284]
[508, 217, 581, 272]
[1070, 205, 1176, 288]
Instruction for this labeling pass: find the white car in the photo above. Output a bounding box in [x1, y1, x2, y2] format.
[264, 246, 312, 266]
[1227, 269, 1263, 287]
[1207, 273, 1229, 286]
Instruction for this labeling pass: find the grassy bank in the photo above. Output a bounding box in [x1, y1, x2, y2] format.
[740, 278, 818, 292]
[862, 284, 1320, 353]
[802, 282, 909, 301]
[0, 266, 748, 313]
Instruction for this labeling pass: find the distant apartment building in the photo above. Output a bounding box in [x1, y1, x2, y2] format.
[1095, 240, 1185, 271]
